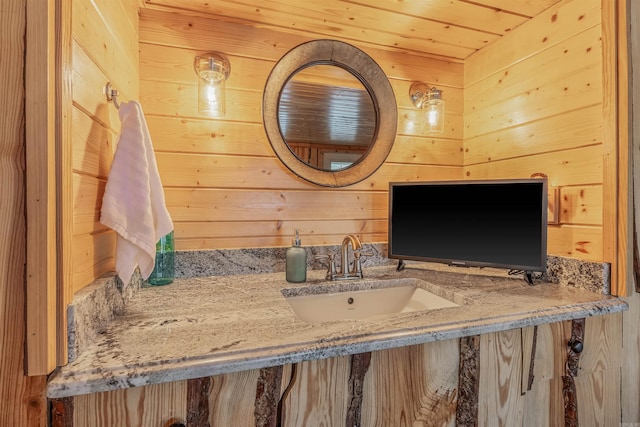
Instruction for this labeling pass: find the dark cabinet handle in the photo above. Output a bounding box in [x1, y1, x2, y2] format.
[568, 339, 584, 353]
[164, 420, 186, 427]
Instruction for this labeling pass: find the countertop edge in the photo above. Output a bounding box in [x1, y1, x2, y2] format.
[47, 297, 627, 399]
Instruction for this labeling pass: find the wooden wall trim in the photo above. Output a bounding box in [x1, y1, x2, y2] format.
[616, 0, 632, 296]
[603, 0, 632, 296]
[55, 0, 72, 366]
[632, 0, 640, 293]
[25, 0, 58, 374]
[614, 0, 632, 296]
[1, 0, 49, 422]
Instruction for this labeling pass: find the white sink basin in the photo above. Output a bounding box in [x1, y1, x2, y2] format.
[282, 278, 461, 323]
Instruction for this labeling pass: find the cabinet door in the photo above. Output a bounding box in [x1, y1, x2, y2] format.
[56, 314, 622, 426]
[64, 369, 277, 427]
[280, 342, 460, 427]
[280, 356, 351, 426]
[361, 340, 459, 426]
[574, 313, 622, 424]
[73, 381, 187, 427]
[478, 314, 622, 427]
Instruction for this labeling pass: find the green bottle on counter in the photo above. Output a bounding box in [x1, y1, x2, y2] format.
[286, 229, 307, 283]
[148, 231, 174, 286]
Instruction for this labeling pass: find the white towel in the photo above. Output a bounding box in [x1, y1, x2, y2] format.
[100, 100, 174, 285]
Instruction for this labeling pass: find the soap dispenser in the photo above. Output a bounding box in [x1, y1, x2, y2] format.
[286, 229, 307, 283]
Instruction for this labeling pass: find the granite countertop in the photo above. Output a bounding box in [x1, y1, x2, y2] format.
[47, 263, 628, 398]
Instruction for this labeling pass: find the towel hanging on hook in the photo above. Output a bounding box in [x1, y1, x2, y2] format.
[105, 82, 121, 109]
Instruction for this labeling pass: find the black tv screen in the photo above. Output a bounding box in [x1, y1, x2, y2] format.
[388, 179, 548, 272]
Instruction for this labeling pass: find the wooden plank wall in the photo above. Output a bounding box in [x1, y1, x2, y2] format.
[137, 8, 464, 253]
[464, 0, 604, 262]
[64, 2, 617, 268]
[0, 0, 48, 423]
[71, 0, 139, 292]
[72, 0, 605, 283]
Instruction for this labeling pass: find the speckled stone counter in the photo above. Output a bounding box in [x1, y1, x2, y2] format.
[48, 262, 627, 398]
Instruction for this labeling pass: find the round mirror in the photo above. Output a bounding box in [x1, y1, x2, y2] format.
[279, 65, 376, 171]
[263, 40, 397, 187]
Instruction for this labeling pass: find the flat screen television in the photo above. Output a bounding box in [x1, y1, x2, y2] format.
[388, 179, 548, 273]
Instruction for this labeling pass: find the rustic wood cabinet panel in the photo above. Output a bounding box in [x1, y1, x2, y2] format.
[281, 356, 351, 426]
[62, 317, 621, 426]
[622, 293, 640, 423]
[361, 340, 459, 426]
[479, 328, 528, 425]
[208, 369, 262, 426]
[477, 314, 622, 427]
[574, 313, 622, 426]
[73, 381, 188, 426]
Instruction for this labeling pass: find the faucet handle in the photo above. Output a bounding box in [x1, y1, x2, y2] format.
[351, 251, 363, 278]
[352, 249, 373, 278]
[354, 248, 374, 260]
[314, 253, 337, 280]
[355, 250, 374, 257]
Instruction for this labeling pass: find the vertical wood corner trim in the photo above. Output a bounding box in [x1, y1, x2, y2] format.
[562, 318, 585, 427]
[635, 219, 640, 292]
[346, 352, 372, 427]
[631, 0, 640, 295]
[457, 335, 480, 426]
[254, 366, 283, 427]
[55, 0, 73, 366]
[25, 0, 58, 376]
[186, 377, 211, 427]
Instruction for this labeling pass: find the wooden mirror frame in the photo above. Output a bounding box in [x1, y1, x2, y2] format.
[263, 39, 397, 187]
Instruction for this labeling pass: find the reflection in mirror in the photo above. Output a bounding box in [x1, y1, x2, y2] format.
[278, 65, 376, 171]
[263, 39, 397, 187]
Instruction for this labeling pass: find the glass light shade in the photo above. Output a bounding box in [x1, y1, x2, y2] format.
[423, 97, 445, 134]
[197, 78, 226, 117]
[409, 83, 445, 135]
[194, 52, 231, 117]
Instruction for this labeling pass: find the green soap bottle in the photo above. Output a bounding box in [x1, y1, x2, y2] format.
[286, 229, 307, 283]
[148, 231, 175, 286]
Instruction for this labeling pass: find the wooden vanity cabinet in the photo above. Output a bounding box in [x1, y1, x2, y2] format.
[53, 313, 621, 426]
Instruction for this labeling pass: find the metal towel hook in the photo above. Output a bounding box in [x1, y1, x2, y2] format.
[105, 82, 120, 109]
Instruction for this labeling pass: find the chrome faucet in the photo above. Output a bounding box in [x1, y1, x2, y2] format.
[318, 234, 372, 280]
[338, 234, 362, 277]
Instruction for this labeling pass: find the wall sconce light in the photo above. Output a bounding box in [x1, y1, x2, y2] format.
[409, 82, 445, 134]
[194, 52, 231, 117]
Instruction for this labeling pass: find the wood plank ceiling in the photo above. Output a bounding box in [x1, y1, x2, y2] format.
[141, 0, 564, 61]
